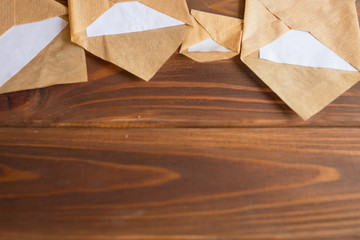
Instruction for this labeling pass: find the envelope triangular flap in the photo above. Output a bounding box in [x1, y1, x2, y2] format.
[137, 0, 192, 25]
[109, 0, 192, 25]
[70, 0, 114, 38]
[241, 0, 289, 58]
[179, 14, 239, 62]
[85, 24, 189, 81]
[191, 10, 243, 52]
[244, 51, 360, 120]
[15, 0, 68, 25]
[0, 26, 87, 94]
[0, 17, 68, 87]
[258, 0, 360, 70]
[0, 0, 14, 36]
[180, 16, 213, 51]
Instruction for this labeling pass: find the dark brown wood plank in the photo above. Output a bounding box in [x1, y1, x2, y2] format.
[0, 0, 360, 127]
[1, 127, 360, 239]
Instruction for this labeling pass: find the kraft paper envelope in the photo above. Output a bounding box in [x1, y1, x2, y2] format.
[241, 0, 360, 120]
[180, 10, 243, 63]
[69, 0, 192, 81]
[0, 0, 88, 94]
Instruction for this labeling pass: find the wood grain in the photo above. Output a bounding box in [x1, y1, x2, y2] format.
[1, 128, 360, 239]
[1, 1, 360, 239]
[1, 0, 360, 127]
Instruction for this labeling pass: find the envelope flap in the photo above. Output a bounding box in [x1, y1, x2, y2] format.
[243, 51, 360, 120]
[15, 0, 68, 25]
[180, 15, 239, 62]
[191, 10, 242, 51]
[241, 0, 289, 58]
[83, 24, 190, 81]
[258, 0, 360, 70]
[0, 26, 87, 94]
[69, 0, 114, 36]
[180, 16, 212, 51]
[138, 0, 192, 25]
[0, 0, 15, 36]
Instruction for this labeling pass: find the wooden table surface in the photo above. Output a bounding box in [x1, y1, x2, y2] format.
[1, 0, 360, 239]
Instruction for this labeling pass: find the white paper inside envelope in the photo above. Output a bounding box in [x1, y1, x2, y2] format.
[188, 38, 232, 52]
[260, 30, 358, 72]
[86, 1, 185, 37]
[0, 17, 68, 87]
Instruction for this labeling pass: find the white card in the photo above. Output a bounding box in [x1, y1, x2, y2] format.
[86, 1, 185, 37]
[0, 17, 68, 87]
[188, 38, 232, 52]
[260, 29, 358, 72]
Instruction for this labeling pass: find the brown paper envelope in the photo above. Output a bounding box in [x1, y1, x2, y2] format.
[0, 0, 87, 94]
[69, 0, 192, 81]
[180, 10, 243, 63]
[241, 0, 360, 120]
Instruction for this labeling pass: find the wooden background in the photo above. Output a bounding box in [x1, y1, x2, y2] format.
[1, 0, 360, 239]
